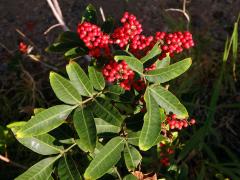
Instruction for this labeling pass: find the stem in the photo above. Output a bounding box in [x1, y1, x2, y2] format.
[114, 167, 122, 180]
[27, 54, 59, 71]
[63, 143, 77, 154]
[0, 154, 27, 169]
[183, 0, 186, 12]
[99, 7, 106, 22]
[126, 44, 130, 51]
[79, 92, 103, 106]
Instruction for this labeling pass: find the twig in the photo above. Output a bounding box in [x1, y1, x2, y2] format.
[0, 154, 27, 170]
[0, 43, 13, 54]
[52, 0, 63, 18]
[43, 23, 62, 35]
[114, 167, 122, 180]
[165, 8, 190, 23]
[16, 28, 60, 71]
[165, 0, 191, 29]
[99, 7, 106, 22]
[27, 54, 59, 71]
[46, 0, 68, 31]
[16, 28, 39, 52]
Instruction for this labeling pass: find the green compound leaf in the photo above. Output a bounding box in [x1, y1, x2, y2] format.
[145, 58, 192, 83]
[94, 118, 120, 134]
[140, 41, 161, 63]
[64, 47, 86, 58]
[58, 31, 85, 45]
[66, 61, 93, 97]
[73, 107, 96, 152]
[16, 105, 75, 138]
[124, 143, 142, 171]
[127, 130, 141, 146]
[92, 98, 123, 127]
[50, 72, 82, 104]
[139, 88, 164, 151]
[88, 66, 105, 91]
[17, 133, 63, 155]
[58, 155, 83, 180]
[84, 137, 124, 180]
[105, 85, 125, 95]
[15, 156, 60, 180]
[149, 85, 188, 119]
[114, 55, 143, 74]
[82, 4, 97, 24]
[155, 53, 170, 68]
[46, 31, 87, 53]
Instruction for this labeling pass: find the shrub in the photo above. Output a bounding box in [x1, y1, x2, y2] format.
[11, 4, 196, 180]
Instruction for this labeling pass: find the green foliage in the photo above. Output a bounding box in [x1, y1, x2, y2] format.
[73, 107, 96, 152]
[17, 133, 63, 155]
[139, 88, 162, 151]
[58, 155, 83, 180]
[145, 58, 192, 83]
[50, 72, 82, 104]
[140, 41, 161, 63]
[88, 66, 105, 91]
[91, 98, 123, 126]
[66, 61, 94, 97]
[81, 4, 97, 24]
[114, 55, 144, 74]
[149, 85, 188, 119]
[16, 105, 76, 138]
[15, 156, 60, 180]
[124, 143, 142, 170]
[84, 137, 124, 179]
[11, 4, 200, 180]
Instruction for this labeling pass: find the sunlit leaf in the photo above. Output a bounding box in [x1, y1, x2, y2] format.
[50, 72, 82, 104]
[95, 118, 120, 134]
[145, 58, 192, 83]
[149, 85, 188, 119]
[114, 55, 143, 74]
[66, 61, 93, 97]
[88, 66, 105, 91]
[58, 155, 83, 180]
[92, 98, 123, 126]
[17, 133, 63, 155]
[73, 107, 96, 152]
[16, 105, 75, 138]
[15, 156, 59, 180]
[139, 88, 165, 151]
[124, 143, 142, 171]
[84, 137, 124, 179]
[140, 42, 161, 63]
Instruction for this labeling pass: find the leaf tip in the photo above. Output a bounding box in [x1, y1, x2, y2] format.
[49, 71, 56, 77]
[83, 173, 91, 180]
[16, 131, 24, 139]
[139, 144, 149, 151]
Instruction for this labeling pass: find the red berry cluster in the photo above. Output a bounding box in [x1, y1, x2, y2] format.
[102, 61, 134, 90]
[158, 31, 194, 59]
[77, 12, 194, 91]
[132, 79, 146, 91]
[159, 143, 174, 167]
[130, 35, 154, 50]
[111, 12, 143, 48]
[144, 63, 156, 71]
[77, 22, 111, 57]
[19, 42, 28, 54]
[167, 114, 196, 130]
